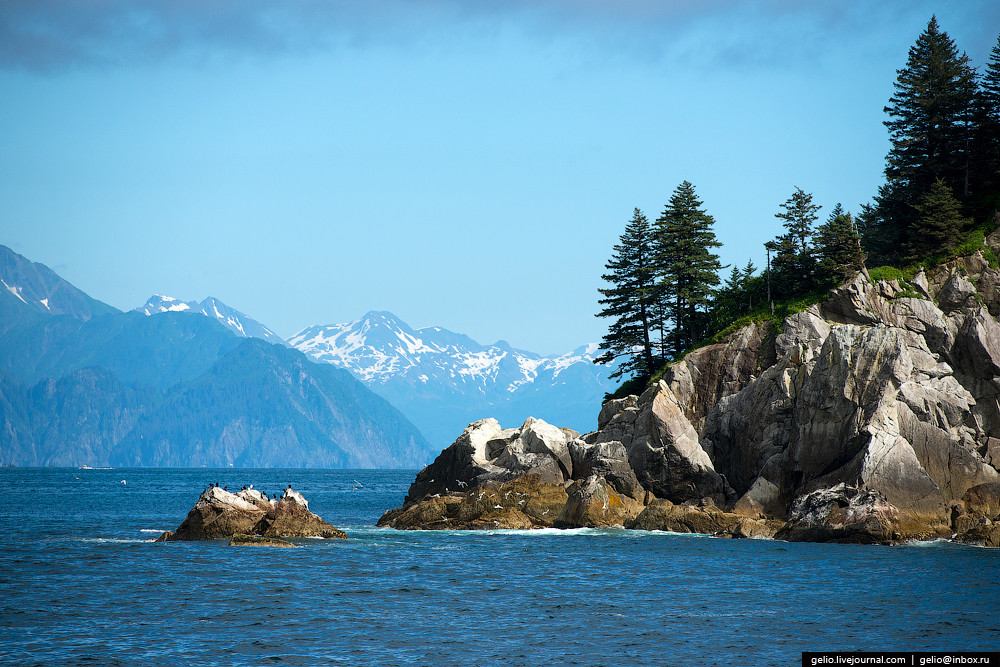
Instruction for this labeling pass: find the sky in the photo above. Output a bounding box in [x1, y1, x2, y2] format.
[2, 1, 999, 355]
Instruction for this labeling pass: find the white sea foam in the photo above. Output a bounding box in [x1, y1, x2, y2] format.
[641, 529, 713, 538]
[905, 537, 957, 548]
[77, 537, 149, 544]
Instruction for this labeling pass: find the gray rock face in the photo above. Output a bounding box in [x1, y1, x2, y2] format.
[699, 261, 1000, 542]
[660, 321, 773, 429]
[624, 381, 728, 503]
[936, 272, 979, 313]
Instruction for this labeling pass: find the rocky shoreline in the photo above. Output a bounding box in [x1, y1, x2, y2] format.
[379, 244, 1000, 547]
[156, 485, 346, 542]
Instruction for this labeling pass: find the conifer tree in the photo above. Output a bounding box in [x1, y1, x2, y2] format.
[595, 208, 658, 380]
[655, 181, 722, 356]
[771, 187, 821, 295]
[976, 35, 1000, 214]
[815, 203, 865, 287]
[884, 16, 977, 202]
[710, 265, 744, 329]
[857, 192, 904, 267]
[905, 179, 970, 262]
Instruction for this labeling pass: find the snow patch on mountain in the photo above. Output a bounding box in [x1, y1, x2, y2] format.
[135, 295, 286, 346]
[2, 279, 28, 304]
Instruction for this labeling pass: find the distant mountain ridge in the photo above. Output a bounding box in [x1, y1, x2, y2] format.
[0, 245, 433, 468]
[289, 311, 619, 447]
[135, 296, 621, 447]
[1, 244, 618, 458]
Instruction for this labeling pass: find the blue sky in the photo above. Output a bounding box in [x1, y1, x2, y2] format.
[2, 1, 999, 355]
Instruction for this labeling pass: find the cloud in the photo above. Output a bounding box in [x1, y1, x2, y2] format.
[0, 0, 997, 73]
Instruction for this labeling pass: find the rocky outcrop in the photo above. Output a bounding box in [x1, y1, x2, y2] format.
[379, 394, 721, 530]
[660, 320, 775, 429]
[160, 486, 347, 541]
[382, 245, 1000, 545]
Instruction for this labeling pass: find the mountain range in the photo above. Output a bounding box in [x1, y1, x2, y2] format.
[1, 243, 618, 466]
[0, 245, 432, 468]
[127, 280, 619, 448]
[288, 312, 618, 446]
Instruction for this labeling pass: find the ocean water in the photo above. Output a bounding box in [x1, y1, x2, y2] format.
[0, 468, 997, 666]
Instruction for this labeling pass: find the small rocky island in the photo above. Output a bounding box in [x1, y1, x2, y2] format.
[157, 485, 346, 545]
[380, 249, 1000, 546]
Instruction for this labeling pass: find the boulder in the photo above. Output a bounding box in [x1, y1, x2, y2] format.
[404, 417, 575, 503]
[775, 484, 897, 544]
[254, 497, 347, 539]
[162, 486, 346, 541]
[555, 476, 644, 528]
[775, 484, 948, 544]
[962, 481, 1000, 518]
[953, 482, 1000, 546]
[936, 271, 978, 313]
[598, 395, 638, 430]
[568, 440, 644, 500]
[403, 418, 505, 501]
[733, 476, 785, 519]
[954, 523, 1000, 547]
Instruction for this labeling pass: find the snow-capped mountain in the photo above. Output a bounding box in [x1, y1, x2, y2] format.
[289, 311, 620, 447]
[136, 295, 286, 345]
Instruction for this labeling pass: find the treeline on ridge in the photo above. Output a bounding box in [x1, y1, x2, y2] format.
[596, 17, 1000, 392]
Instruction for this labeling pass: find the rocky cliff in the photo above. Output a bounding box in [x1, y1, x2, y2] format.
[380, 241, 1000, 546]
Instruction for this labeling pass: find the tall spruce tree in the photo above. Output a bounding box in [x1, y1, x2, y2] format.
[976, 35, 1000, 215]
[873, 16, 979, 259]
[815, 203, 865, 286]
[595, 208, 658, 380]
[771, 187, 821, 295]
[884, 16, 977, 200]
[655, 181, 722, 356]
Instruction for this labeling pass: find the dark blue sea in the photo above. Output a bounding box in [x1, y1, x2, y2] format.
[1, 468, 997, 666]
